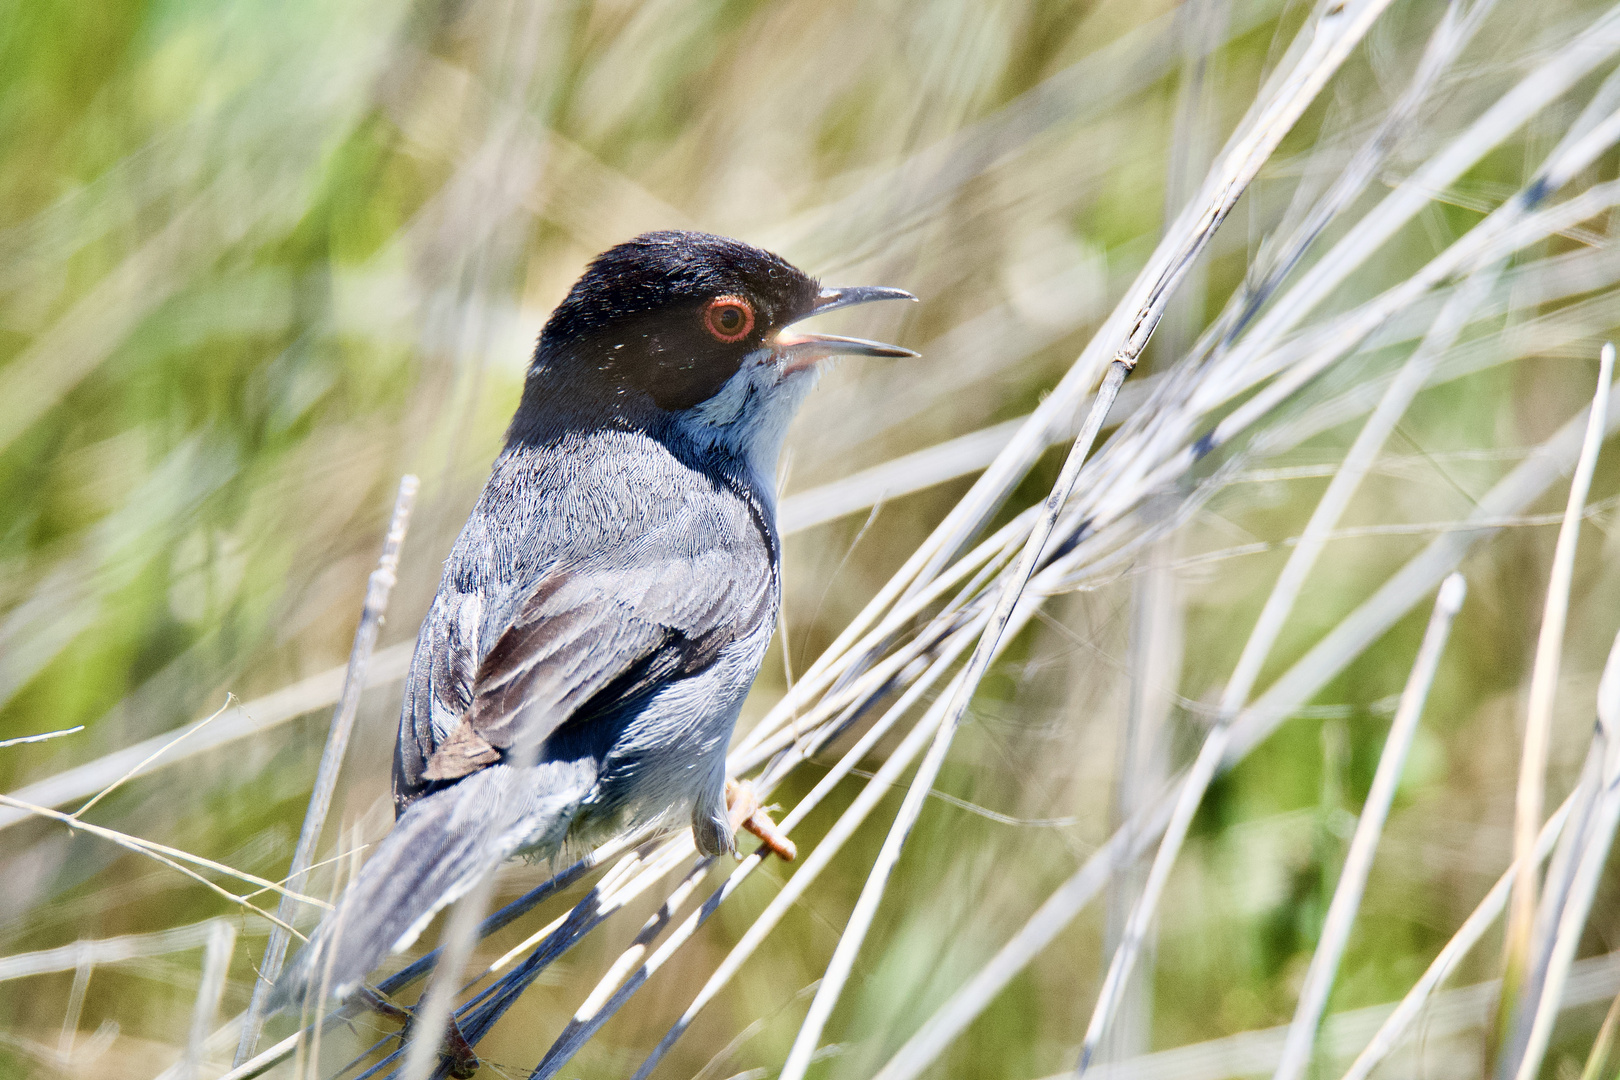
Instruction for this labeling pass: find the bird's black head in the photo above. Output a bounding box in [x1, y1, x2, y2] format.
[524, 231, 915, 418]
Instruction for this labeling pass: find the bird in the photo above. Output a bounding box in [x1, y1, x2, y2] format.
[270, 229, 916, 1012]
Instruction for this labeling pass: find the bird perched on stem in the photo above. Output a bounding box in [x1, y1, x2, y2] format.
[271, 230, 916, 1011]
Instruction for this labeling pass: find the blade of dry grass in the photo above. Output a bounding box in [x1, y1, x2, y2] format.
[177, 919, 235, 1080]
[457, 837, 696, 1003]
[1079, 153, 1581, 550]
[1516, 781, 1620, 1080]
[0, 921, 229, 981]
[1026, 162, 1620, 641]
[1498, 343, 1615, 1072]
[0, 794, 324, 925]
[1578, 988, 1620, 1080]
[1219, 0, 1498, 343]
[482, 835, 685, 975]
[1135, 68, 1620, 506]
[70, 696, 236, 821]
[526, 860, 710, 1077]
[1271, 574, 1466, 1080]
[1512, 626, 1620, 1080]
[0, 726, 83, 750]
[1077, 708, 1227, 1075]
[1225, 3, 1620, 375]
[1115, 175, 1620, 545]
[237, 474, 418, 1065]
[56, 951, 90, 1060]
[1102, 535, 1183, 1064]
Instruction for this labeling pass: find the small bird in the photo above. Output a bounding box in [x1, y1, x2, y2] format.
[271, 230, 915, 1010]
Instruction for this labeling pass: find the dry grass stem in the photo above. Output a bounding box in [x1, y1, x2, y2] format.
[0, 921, 232, 981]
[238, 474, 419, 1064]
[1270, 574, 1465, 1080]
[177, 920, 236, 1080]
[71, 695, 236, 820]
[1499, 343, 1615, 1072]
[1512, 624, 1620, 1080]
[0, 794, 324, 925]
[0, 726, 83, 750]
[1579, 989, 1620, 1080]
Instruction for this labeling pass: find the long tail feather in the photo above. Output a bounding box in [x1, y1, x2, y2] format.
[269, 758, 597, 1012]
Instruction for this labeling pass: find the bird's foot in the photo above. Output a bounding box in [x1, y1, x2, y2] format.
[357, 985, 411, 1023]
[358, 986, 480, 1078]
[725, 778, 796, 861]
[437, 1022, 481, 1080]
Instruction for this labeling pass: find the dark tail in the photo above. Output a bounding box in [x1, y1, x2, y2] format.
[269, 758, 597, 1012]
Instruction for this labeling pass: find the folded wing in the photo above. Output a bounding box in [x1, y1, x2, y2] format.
[394, 453, 776, 811]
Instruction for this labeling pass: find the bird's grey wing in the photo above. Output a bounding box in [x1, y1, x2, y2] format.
[394, 489, 776, 807]
[394, 589, 483, 807]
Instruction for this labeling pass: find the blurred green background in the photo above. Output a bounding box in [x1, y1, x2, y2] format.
[4, 0, 1620, 1076]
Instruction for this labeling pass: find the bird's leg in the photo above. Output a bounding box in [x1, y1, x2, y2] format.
[357, 985, 480, 1079]
[436, 1023, 481, 1080]
[356, 985, 412, 1024]
[725, 778, 796, 861]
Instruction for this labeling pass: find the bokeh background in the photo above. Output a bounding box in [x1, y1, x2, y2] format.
[4, 0, 1620, 1077]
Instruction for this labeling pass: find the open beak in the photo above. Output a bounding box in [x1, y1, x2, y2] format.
[775, 286, 918, 372]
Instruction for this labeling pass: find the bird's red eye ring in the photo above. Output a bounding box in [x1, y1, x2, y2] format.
[703, 296, 755, 343]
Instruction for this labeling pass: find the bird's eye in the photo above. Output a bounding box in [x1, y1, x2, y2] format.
[703, 296, 755, 343]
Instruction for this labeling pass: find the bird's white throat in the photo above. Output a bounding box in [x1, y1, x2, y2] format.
[678, 348, 818, 492]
